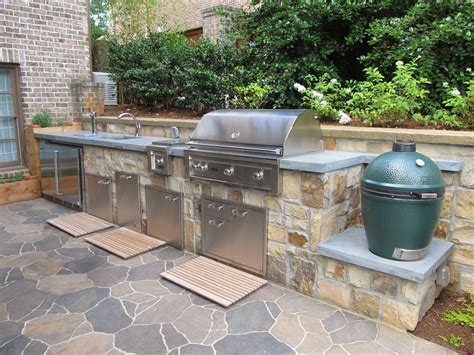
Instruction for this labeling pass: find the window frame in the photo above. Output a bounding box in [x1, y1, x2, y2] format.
[0, 64, 25, 170]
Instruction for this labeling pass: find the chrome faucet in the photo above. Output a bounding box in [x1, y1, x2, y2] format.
[90, 112, 97, 135]
[118, 112, 141, 137]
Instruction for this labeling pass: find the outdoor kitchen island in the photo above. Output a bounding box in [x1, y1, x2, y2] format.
[34, 124, 462, 331]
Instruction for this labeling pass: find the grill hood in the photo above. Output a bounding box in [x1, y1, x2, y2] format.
[189, 109, 322, 156]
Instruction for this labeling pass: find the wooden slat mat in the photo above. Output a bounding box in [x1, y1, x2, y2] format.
[161, 256, 267, 307]
[47, 212, 114, 237]
[85, 227, 166, 259]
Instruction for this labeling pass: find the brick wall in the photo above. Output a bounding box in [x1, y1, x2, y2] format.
[164, 0, 250, 39]
[0, 0, 92, 122]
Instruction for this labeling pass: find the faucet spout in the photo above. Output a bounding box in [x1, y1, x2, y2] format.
[90, 112, 97, 135]
[118, 112, 141, 137]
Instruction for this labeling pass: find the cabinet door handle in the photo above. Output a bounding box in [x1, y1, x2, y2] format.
[165, 195, 172, 200]
[98, 180, 110, 185]
[209, 220, 224, 228]
[218, 204, 224, 211]
[119, 175, 132, 180]
[165, 195, 180, 202]
[172, 196, 180, 202]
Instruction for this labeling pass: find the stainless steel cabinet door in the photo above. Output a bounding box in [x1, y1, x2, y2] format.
[146, 186, 183, 249]
[115, 171, 141, 232]
[86, 174, 112, 222]
[230, 206, 266, 274]
[202, 215, 232, 261]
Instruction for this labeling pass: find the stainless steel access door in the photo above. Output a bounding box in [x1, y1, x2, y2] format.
[40, 142, 82, 209]
[85, 174, 112, 222]
[115, 171, 141, 232]
[145, 185, 183, 249]
[230, 206, 267, 274]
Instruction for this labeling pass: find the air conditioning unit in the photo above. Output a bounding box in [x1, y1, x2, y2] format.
[93, 72, 117, 106]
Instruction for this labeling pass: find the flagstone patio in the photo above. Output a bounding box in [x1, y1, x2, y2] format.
[0, 199, 452, 354]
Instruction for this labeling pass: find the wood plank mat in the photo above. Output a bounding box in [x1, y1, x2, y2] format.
[47, 212, 114, 237]
[85, 227, 166, 259]
[161, 256, 267, 307]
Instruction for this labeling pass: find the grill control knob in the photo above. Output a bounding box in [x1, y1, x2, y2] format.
[223, 167, 234, 176]
[252, 170, 264, 181]
[199, 163, 208, 172]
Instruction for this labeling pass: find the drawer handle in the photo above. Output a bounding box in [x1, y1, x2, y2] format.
[119, 175, 132, 180]
[208, 202, 215, 208]
[98, 180, 110, 185]
[165, 195, 180, 202]
[232, 209, 248, 217]
[218, 204, 224, 211]
[208, 220, 224, 228]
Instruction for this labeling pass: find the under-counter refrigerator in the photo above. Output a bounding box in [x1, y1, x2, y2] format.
[40, 142, 83, 210]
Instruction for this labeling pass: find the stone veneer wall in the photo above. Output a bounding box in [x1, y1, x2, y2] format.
[0, 0, 92, 122]
[88, 118, 473, 295]
[322, 127, 474, 295]
[82, 143, 442, 330]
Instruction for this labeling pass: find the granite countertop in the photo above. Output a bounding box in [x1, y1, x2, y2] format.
[34, 131, 464, 173]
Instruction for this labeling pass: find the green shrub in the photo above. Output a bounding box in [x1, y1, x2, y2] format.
[32, 109, 53, 128]
[231, 83, 271, 109]
[349, 59, 430, 126]
[297, 74, 352, 121]
[361, 1, 474, 111]
[175, 39, 239, 111]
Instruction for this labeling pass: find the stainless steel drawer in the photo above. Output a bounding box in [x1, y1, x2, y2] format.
[145, 185, 183, 249]
[85, 174, 112, 222]
[202, 215, 232, 261]
[202, 198, 231, 220]
[201, 195, 267, 275]
[115, 171, 141, 232]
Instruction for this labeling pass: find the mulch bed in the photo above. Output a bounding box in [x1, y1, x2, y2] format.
[412, 287, 473, 354]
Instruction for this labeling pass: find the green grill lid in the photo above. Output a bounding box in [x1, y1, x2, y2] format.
[361, 140, 445, 195]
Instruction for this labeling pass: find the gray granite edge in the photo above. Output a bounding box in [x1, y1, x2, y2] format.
[280, 152, 367, 174]
[34, 132, 464, 173]
[317, 228, 454, 283]
[33, 132, 154, 153]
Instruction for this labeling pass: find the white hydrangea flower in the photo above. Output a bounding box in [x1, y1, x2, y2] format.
[395, 60, 404, 67]
[310, 90, 324, 100]
[451, 88, 461, 96]
[338, 111, 351, 125]
[320, 100, 328, 107]
[330, 78, 338, 84]
[293, 83, 306, 93]
[442, 82, 449, 88]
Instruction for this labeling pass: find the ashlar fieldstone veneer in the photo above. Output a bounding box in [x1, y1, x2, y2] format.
[76, 139, 460, 331]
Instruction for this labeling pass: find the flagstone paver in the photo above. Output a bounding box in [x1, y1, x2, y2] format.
[0, 199, 453, 354]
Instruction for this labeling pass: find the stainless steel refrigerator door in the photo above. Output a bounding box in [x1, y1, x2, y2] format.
[40, 143, 82, 209]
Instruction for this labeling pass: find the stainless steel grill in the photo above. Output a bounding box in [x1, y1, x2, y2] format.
[185, 109, 322, 194]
